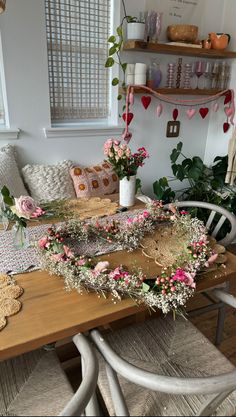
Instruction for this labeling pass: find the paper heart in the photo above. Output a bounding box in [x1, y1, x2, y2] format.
[223, 122, 230, 133]
[122, 129, 133, 143]
[224, 107, 233, 118]
[186, 109, 196, 120]
[199, 108, 209, 119]
[224, 91, 232, 105]
[213, 102, 219, 112]
[156, 104, 163, 117]
[173, 109, 179, 121]
[129, 92, 134, 106]
[141, 96, 152, 110]
[122, 112, 134, 125]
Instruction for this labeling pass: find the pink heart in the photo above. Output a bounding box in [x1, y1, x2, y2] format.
[156, 104, 163, 117]
[173, 109, 179, 121]
[225, 107, 233, 118]
[213, 102, 219, 112]
[223, 122, 230, 133]
[141, 96, 152, 110]
[199, 108, 209, 119]
[186, 109, 196, 120]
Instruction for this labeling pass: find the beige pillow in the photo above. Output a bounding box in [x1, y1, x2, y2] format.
[0, 145, 28, 197]
[22, 160, 76, 202]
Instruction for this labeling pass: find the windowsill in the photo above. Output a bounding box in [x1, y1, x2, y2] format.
[44, 125, 124, 139]
[0, 128, 20, 140]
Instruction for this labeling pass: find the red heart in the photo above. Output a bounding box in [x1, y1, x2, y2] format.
[223, 122, 230, 133]
[199, 108, 209, 119]
[122, 112, 134, 125]
[141, 96, 152, 110]
[224, 90, 232, 105]
[173, 109, 179, 121]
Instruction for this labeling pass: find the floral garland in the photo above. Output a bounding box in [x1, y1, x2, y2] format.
[38, 201, 216, 315]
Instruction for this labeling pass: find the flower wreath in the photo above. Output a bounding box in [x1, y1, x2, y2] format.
[38, 201, 216, 315]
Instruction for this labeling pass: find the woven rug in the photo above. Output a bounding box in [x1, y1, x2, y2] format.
[0, 210, 142, 275]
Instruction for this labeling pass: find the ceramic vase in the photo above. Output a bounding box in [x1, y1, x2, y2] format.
[127, 23, 145, 41]
[119, 175, 136, 207]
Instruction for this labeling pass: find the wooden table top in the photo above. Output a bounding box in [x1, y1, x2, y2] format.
[1, 196, 236, 361]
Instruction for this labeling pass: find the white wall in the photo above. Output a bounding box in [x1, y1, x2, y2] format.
[204, 0, 236, 166]
[0, 0, 230, 197]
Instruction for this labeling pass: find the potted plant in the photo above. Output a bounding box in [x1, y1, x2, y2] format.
[105, 0, 145, 101]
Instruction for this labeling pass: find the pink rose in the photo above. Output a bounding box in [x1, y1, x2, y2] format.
[38, 236, 49, 249]
[173, 269, 196, 289]
[14, 196, 37, 219]
[76, 259, 86, 267]
[94, 261, 109, 274]
[63, 245, 74, 259]
[31, 207, 46, 218]
[208, 253, 218, 264]
[51, 253, 65, 262]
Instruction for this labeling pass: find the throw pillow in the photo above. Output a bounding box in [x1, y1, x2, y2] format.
[0, 145, 28, 197]
[22, 160, 76, 202]
[70, 161, 119, 198]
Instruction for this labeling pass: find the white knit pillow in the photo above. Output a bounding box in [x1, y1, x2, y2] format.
[0, 145, 28, 197]
[22, 160, 76, 202]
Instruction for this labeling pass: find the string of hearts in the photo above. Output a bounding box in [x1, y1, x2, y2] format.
[122, 86, 235, 143]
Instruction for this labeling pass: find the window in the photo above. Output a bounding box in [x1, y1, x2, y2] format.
[45, 0, 114, 126]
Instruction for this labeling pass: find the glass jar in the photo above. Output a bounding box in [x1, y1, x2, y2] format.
[12, 223, 29, 250]
[147, 60, 162, 89]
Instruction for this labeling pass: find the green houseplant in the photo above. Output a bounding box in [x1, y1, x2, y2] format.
[105, 0, 145, 102]
[153, 142, 236, 239]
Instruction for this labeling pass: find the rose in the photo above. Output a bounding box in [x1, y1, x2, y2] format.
[38, 236, 49, 249]
[13, 196, 37, 219]
[94, 261, 109, 274]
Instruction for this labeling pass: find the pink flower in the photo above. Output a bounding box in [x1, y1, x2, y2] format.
[208, 253, 218, 264]
[13, 196, 37, 219]
[114, 140, 121, 146]
[38, 236, 49, 249]
[142, 211, 150, 219]
[63, 245, 74, 259]
[117, 149, 124, 158]
[173, 269, 196, 289]
[169, 204, 177, 214]
[51, 253, 65, 262]
[94, 261, 109, 274]
[76, 259, 86, 266]
[31, 207, 46, 218]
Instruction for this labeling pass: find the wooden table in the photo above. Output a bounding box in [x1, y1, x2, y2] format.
[1, 197, 236, 361]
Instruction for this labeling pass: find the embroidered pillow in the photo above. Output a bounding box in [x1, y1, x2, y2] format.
[70, 161, 119, 198]
[0, 145, 28, 197]
[22, 160, 76, 202]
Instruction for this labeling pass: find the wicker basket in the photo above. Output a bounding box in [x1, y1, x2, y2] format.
[167, 25, 198, 43]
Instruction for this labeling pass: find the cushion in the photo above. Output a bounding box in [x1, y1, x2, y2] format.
[97, 316, 236, 417]
[0, 145, 28, 197]
[22, 160, 76, 202]
[70, 161, 119, 198]
[0, 349, 73, 416]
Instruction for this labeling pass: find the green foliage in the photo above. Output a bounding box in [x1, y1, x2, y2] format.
[153, 142, 236, 239]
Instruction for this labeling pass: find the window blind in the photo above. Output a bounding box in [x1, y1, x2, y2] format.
[45, 0, 111, 123]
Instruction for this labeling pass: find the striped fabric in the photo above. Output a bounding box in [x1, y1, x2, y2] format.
[0, 349, 73, 416]
[97, 316, 236, 416]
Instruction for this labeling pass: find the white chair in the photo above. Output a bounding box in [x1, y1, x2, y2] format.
[90, 305, 236, 416]
[0, 334, 99, 417]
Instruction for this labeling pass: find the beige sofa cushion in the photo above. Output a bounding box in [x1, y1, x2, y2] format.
[0, 145, 28, 197]
[22, 160, 76, 202]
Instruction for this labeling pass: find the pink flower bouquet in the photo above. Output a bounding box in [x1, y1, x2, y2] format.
[104, 139, 149, 180]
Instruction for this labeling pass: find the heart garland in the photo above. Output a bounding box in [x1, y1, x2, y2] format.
[122, 112, 134, 126]
[141, 96, 152, 110]
[224, 90, 232, 105]
[173, 109, 179, 121]
[156, 104, 163, 117]
[199, 108, 209, 119]
[186, 109, 196, 120]
[223, 122, 230, 133]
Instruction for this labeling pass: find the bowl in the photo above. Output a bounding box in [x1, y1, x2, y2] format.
[167, 25, 198, 43]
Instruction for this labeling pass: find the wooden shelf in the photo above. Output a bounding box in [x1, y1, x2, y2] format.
[123, 41, 236, 59]
[121, 87, 224, 96]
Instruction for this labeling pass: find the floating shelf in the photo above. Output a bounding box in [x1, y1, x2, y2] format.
[121, 87, 224, 96]
[123, 41, 236, 59]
